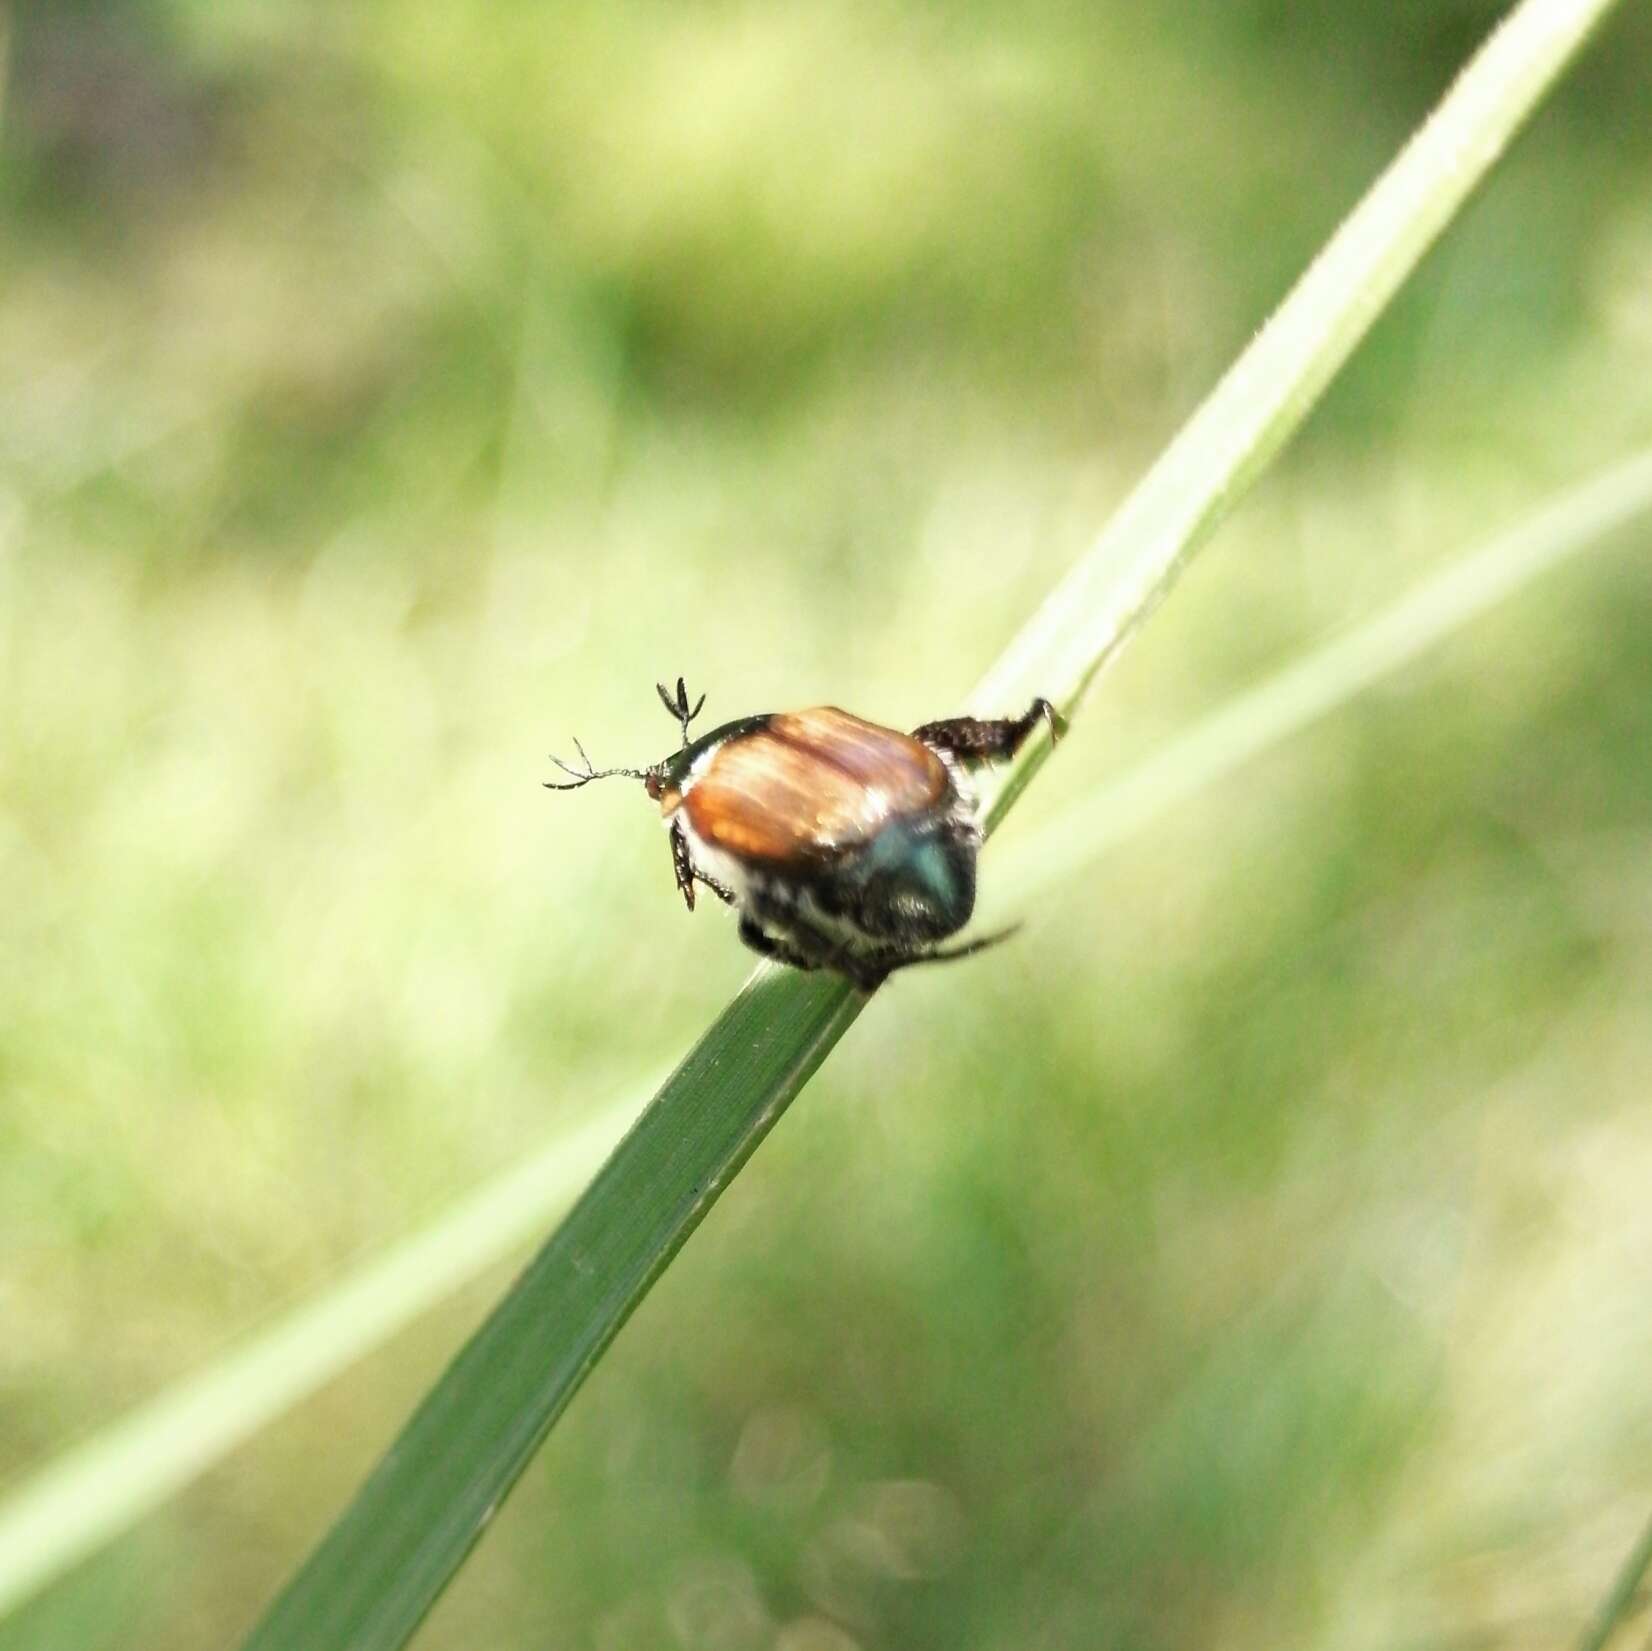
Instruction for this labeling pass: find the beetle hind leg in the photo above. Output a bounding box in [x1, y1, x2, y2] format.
[891, 924, 1022, 977]
[911, 698, 1064, 764]
[739, 906, 893, 992]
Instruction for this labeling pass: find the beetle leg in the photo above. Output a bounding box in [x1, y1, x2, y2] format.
[842, 957, 894, 992]
[669, 817, 735, 908]
[911, 697, 1065, 764]
[694, 869, 739, 906]
[738, 915, 819, 972]
[669, 819, 697, 912]
[882, 925, 1022, 977]
[743, 889, 925, 993]
[741, 902, 883, 984]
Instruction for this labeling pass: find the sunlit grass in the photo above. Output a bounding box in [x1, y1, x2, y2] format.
[223, 5, 1628, 1643]
[2, 1, 1650, 1647]
[4, 444, 1648, 1628]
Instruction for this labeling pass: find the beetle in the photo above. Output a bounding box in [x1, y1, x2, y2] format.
[546, 679, 1062, 991]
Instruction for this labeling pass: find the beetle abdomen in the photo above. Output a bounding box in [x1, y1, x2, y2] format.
[834, 817, 977, 943]
[684, 706, 950, 864]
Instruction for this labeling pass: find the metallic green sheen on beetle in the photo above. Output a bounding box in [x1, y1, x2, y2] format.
[547, 679, 1061, 991]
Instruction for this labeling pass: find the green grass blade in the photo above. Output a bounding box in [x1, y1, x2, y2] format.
[0, 1096, 640, 1622]
[243, 972, 861, 1651]
[991, 446, 1652, 908]
[1577, 1508, 1652, 1651]
[219, 2, 1618, 1642]
[970, 0, 1622, 833]
[5, 443, 1646, 1630]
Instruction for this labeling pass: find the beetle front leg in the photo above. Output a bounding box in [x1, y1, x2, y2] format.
[669, 819, 697, 912]
[670, 820, 735, 908]
[911, 697, 1065, 764]
[694, 869, 738, 906]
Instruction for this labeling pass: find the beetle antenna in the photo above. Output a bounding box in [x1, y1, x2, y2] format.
[544, 736, 651, 791]
[656, 676, 706, 749]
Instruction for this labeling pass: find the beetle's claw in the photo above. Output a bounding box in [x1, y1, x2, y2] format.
[1035, 698, 1067, 745]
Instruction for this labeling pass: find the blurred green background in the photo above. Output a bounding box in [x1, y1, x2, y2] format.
[4, 1, 1652, 1647]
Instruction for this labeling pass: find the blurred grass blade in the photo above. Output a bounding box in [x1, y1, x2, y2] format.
[991, 447, 1652, 908]
[1578, 1508, 1652, 1651]
[221, 1, 1617, 1644]
[5, 446, 1647, 1631]
[971, 0, 1621, 831]
[0, 1096, 640, 1621]
[244, 972, 861, 1651]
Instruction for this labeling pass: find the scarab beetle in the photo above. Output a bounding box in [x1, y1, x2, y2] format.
[546, 679, 1061, 991]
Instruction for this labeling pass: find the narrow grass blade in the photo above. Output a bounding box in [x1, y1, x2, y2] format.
[0, 1097, 639, 1621]
[0, 0, 1623, 1639]
[242, 971, 860, 1651]
[971, 0, 1623, 833]
[5, 444, 1646, 1628]
[992, 447, 1652, 906]
[1578, 1508, 1652, 1651]
[226, 2, 1622, 1644]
